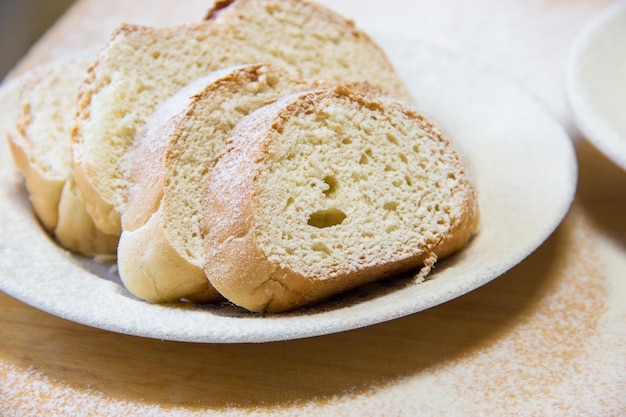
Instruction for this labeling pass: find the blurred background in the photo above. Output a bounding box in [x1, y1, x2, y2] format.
[0, 0, 75, 79]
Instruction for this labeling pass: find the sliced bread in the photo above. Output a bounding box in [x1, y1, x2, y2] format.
[118, 64, 330, 303]
[72, 0, 413, 236]
[7, 59, 118, 257]
[202, 85, 480, 313]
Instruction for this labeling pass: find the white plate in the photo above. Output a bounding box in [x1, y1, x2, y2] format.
[566, 2, 626, 171]
[0, 40, 577, 343]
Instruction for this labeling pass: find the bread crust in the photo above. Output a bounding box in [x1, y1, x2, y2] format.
[71, 45, 123, 236]
[72, 148, 121, 234]
[8, 132, 64, 232]
[203, 87, 479, 313]
[55, 178, 119, 257]
[9, 71, 65, 232]
[118, 207, 221, 302]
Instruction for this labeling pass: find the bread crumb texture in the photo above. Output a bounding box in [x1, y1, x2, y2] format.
[17, 61, 85, 178]
[117, 64, 321, 303]
[73, 0, 410, 236]
[258, 95, 468, 275]
[162, 65, 317, 264]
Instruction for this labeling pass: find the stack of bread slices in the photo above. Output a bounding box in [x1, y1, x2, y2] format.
[6, 0, 479, 313]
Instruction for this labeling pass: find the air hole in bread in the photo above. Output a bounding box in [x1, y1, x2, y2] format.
[386, 225, 399, 233]
[383, 202, 399, 211]
[307, 208, 347, 228]
[386, 132, 399, 145]
[311, 242, 331, 254]
[322, 175, 338, 196]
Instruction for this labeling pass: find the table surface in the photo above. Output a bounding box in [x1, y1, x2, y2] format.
[1, 1, 625, 416]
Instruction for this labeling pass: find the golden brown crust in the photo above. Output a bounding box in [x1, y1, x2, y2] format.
[203, 86, 478, 313]
[8, 75, 64, 233]
[70, 23, 157, 237]
[55, 178, 119, 257]
[8, 131, 64, 233]
[205, 0, 237, 20]
[71, 156, 121, 236]
[71, 37, 120, 236]
[6, 130, 30, 176]
[118, 208, 221, 303]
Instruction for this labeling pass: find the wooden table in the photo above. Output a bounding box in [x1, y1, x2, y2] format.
[1, 1, 624, 415]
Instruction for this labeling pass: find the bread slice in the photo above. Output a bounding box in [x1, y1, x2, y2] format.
[72, 0, 413, 236]
[118, 64, 331, 303]
[202, 85, 480, 313]
[7, 59, 118, 257]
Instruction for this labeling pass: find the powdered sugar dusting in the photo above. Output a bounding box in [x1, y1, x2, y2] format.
[1, 207, 623, 416]
[439, 209, 617, 416]
[0, 365, 198, 417]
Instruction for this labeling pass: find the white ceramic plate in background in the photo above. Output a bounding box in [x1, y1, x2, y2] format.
[0, 40, 577, 343]
[566, 1, 626, 171]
